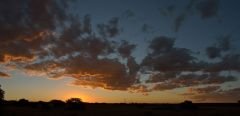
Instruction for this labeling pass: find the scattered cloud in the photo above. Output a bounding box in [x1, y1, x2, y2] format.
[0, 0, 239, 100]
[181, 86, 240, 102]
[142, 36, 197, 72]
[0, 71, 10, 78]
[196, 0, 220, 19]
[159, 0, 220, 32]
[97, 17, 120, 38]
[118, 40, 136, 58]
[206, 35, 232, 59]
[191, 86, 221, 94]
[174, 14, 186, 32]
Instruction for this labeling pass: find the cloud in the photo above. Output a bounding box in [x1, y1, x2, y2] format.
[122, 9, 135, 19]
[25, 54, 140, 91]
[205, 54, 240, 72]
[142, 24, 153, 33]
[159, 5, 176, 17]
[97, 17, 120, 38]
[118, 40, 136, 58]
[191, 86, 221, 94]
[205, 35, 232, 59]
[196, 0, 219, 19]
[149, 72, 236, 91]
[146, 71, 179, 83]
[141, 36, 238, 92]
[142, 36, 197, 72]
[148, 36, 175, 54]
[62, 56, 139, 90]
[0, 0, 239, 97]
[128, 85, 150, 95]
[170, 0, 219, 32]
[152, 83, 180, 91]
[0, 0, 71, 63]
[174, 14, 186, 32]
[0, 71, 10, 78]
[182, 87, 240, 102]
[206, 46, 221, 59]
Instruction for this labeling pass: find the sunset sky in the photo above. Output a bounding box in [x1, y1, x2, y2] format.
[0, 0, 240, 103]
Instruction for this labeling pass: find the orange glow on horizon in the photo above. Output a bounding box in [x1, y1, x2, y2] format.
[60, 91, 94, 103]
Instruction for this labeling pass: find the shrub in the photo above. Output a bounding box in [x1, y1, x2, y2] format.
[17, 99, 29, 106]
[0, 85, 4, 102]
[0, 85, 4, 106]
[179, 100, 198, 110]
[49, 99, 65, 108]
[66, 98, 85, 110]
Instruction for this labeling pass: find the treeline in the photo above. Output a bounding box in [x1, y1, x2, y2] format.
[1, 98, 86, 111]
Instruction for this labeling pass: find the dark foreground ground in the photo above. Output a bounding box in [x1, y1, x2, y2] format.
[1, 102, 240, 116]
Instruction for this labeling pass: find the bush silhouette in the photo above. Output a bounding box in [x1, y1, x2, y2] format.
[49, 99, 65, 108]
[0, 85, 4, 107]
[0, 85, 4, 102]
[179, 100, 198, 110]
[17, 99, 29, 106]
[66, 98, 85, 110]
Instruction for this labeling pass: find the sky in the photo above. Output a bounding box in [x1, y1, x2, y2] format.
[0, 0, 240, 103]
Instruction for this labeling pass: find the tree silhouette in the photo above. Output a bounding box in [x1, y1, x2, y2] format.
[0, 84, 4, 114]
[66, 98, 85, 110]
[49, 99, 65, 108]
[0, 85, 4, 102]
[180, 100, 197, 110]
[66, 98, 83, 104]
[17, 99, 29, 106]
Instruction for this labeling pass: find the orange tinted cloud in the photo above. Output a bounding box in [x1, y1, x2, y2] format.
[0, 71, 10, 78]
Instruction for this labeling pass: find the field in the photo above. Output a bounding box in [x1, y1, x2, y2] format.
[1, 102, 240, 116]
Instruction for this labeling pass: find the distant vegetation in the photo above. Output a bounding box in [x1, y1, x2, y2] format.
[1, 85, 240, 116]
[0, 85, 4, 101]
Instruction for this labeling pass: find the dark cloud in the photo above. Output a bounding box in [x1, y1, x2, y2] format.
[97, 17, 120, 38]
[152, 83, 180, 91]
[174, 14, 186, 32]
[122, 9, 135, 19]
[0, 0, 71, 62]
[142, 24, 152, 33]
[149, 73, 236, 91]
[192, 86, 221, 94]
[24, 60, 64, 78]
[141, 36, 237, 92]
[159, 5, 176, 17]
[146, 71, 179, 83]
[62, 56, 139, 90]
[0, 71, 10, 78]
[206, 46, 221, 59]
[127, 57, 140, 75]
[148, 36, 175, 55]
[196, 0, 219, 19]
[118, 40, 136, 58]
[170, 0, 219, 32]
[129, 85, 150, 95]
[217, 35, 232, 51]
[82, 15, 92, 34]
[142, 36, 197, 72]
[205, 54, 240, 72]
[206, 35, 232, 59]
[25, 54, 140, 91]
[182, 87, 240, 102]
[203, 73, 237, 84]
[16, 6, 139, 91]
